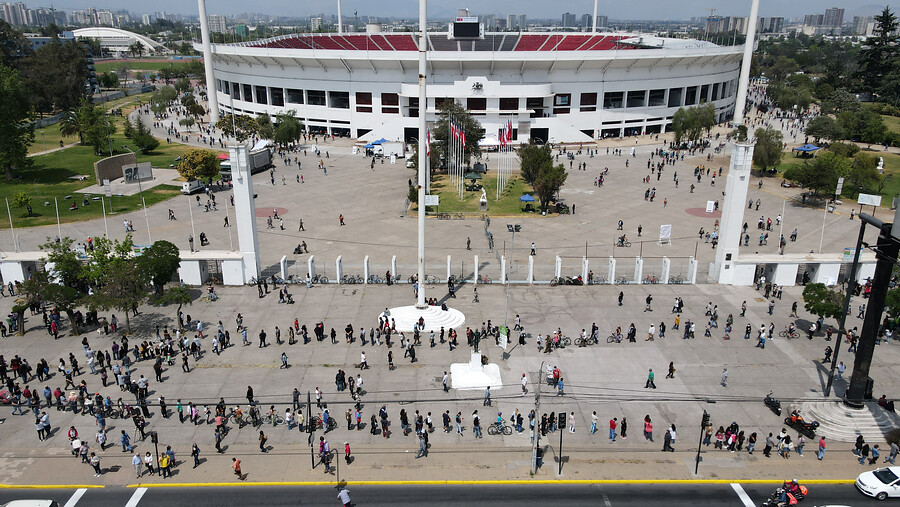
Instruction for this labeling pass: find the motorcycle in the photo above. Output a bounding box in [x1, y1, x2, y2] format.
[761, 482, 807, 507]
[784, 410, 819, 438]
[764, 391, 782, 416]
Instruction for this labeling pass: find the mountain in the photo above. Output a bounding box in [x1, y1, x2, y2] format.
[848, 4, 900, 18]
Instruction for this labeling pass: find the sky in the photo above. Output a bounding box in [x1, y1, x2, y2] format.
[35, 0, 900, 20]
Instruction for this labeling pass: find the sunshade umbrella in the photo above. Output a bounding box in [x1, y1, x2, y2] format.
[217, 153, 229, 160]
[519, 194, 535, 202]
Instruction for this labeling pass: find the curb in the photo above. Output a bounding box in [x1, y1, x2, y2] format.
[123, 478, 858, 488]
[0, 484, 105, 489]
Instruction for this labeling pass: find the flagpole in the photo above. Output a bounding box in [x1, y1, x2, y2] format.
[5, 198, 16, 252]
[54, 197, 61, 239]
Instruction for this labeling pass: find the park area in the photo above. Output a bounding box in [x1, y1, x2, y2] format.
[412, 172, 542, 216]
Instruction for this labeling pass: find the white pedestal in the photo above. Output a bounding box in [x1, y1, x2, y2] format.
[449, 351, 503, 391]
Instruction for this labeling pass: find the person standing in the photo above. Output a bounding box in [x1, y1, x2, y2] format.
[590, 411, 598, 435]
[764, 433, 774, 458]
[817, 436, 826, 460]
[662, 429, 673, 452]
[620, 417, 627, 439]
[132, 453, 142, 478]
[609, 417, 617, 442]
[442, 372, 449, 392]
[483, 387, 491, 406]
[521, 373, 527, 396]
[191, 443, 201, 468]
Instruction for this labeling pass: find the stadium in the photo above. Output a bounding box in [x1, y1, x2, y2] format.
[202, 30, 744, 143]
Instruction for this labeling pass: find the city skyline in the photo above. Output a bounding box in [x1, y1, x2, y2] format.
[1, 0, 895, 22]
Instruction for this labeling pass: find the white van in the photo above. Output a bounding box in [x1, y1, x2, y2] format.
[181, 180, 204, 195]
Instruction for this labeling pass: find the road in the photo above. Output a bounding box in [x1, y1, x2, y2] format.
[0, 483, 874, 506]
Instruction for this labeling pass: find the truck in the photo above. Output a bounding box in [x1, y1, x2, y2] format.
[181, 180, 204, 195]
[219, 148, 274, 180]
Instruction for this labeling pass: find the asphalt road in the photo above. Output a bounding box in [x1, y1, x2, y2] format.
[0, 483, 878, 506]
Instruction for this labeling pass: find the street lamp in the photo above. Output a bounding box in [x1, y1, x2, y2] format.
[123, 145, 152, 244]
[504, 224, 520, 330]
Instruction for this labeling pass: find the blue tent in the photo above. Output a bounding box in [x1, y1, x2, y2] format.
[363, 143, 375, 149]
[372, 138, 389, 145]
[792, 144, 821, 152]
[520, 194, 535, 202]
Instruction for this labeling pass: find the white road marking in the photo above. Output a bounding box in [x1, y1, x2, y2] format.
[125, 487, 147, 507]
[63, 488, 86, 507]
[602, 493, 612, 507]
[731, 483, 755, 507]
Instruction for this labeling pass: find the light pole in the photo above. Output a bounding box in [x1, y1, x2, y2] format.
[123, 146, 152, 244]
[504, 224, 520, 329]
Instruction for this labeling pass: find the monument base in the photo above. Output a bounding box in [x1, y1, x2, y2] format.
[381, 304, 465, 333]
[803, 400, 900, 442]
[449, 351, 503, 391]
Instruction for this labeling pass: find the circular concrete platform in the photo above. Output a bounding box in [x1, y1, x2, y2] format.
[381, 304, 466, 333]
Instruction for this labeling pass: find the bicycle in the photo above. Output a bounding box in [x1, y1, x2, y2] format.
[589, 276, 608, 285]
[642, 275, 660, 285]
[448, 274, 460, 285]
[615, 276, 630, 285]
[575, 335, 598, 346]
[487, 422, 513, 436]
[478, 275, 492, 284]
[668, 275, 685, 284]
[615, 239, 632, 247]
[313, 415, 338, 432]
[555, 335, 572, 348]
[425, 275, 439, 284]
[367, 275, 384, 284]
[607, 333, 622, 343]
[779, 327, 800, 339]
[262, 413, 286, 426]
[312, 274, 329, 284]
[228, 409, 246, 428]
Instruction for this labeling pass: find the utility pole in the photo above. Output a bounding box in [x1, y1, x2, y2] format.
[695, 411, 710, 474]
[308, 391, 315, 469]
[531, 362, 544, 474]
[557, 412, 566, 475]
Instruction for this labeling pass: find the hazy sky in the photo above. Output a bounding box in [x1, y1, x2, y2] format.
[36, 0, 898, 20]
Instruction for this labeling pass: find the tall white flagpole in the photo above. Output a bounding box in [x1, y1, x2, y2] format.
[54, 197, 61, 239]
[5, 198, 16, 252]
[415, 0, 427, 308]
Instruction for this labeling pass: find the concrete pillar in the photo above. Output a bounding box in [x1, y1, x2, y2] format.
[229, 146, 260, 282]
[279, 255, 287, 281]
[528, 255, 534, 284]
[608, 256, 616, 283]
[447, 255, 452, 282]
[688, 256, 697, 284]
[307, 255, 316, 279]
[732, 0, 761, 125]
[391, 255, 397, 281]
[714, 143, 754, 284]
[197, 0, 220, 125]
[554, 255, 562, 280]
[634, 257, 643, 283]
[500, 256, 507, 284]
[336, 255, 343, 283]
[473, 255, 479, 283]
[364, 255, 370, 283]
[661, 257, 671, 284]
[582, 256, 589, 283]
[337, 0, 343, 34]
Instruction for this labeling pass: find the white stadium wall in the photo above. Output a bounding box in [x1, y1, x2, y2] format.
[202, 33, 743, 143]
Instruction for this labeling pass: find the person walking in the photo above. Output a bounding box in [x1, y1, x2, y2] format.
[232, 457, 244, 480]
[666, 362, 675, 379]
[886, 441, 899, 465]
[483, 387, 491, 406]
[817, 436, 826, 460]
[721, 368, 728, 387]
[645, 369, 656, 389]
[764, 433, 774, 458]
[521, 373, 527, 396]
[191, 443, 201, 468]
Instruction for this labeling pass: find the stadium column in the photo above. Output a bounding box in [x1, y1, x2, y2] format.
[229, 146, 261, 282]
[198, 0, 220, 125]
[416, 0, 427, 308]
[713, 143, 753, 284]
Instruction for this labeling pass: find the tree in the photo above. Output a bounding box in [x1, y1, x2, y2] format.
[137, 240, 181, 295]
[804, 115, 843, 142]
[791, 152, 850, 196]
[130, 115, 159, 153]
[272, 111, 303, 147]
[179, 117, 195, 132]
[0, 20, 32, 69]
[753, 127, 784, 174]
[821, 89, 860, 115]
[857, 7, 899, 96]
[12, 191, 30, 215]
[157, 66, 174, 84]
[432, 101, 485, 165]
[73, 100, 116, 155]
[0, 65, 34, 179]
[532, 161, 568, 213]
[98, 71, 119, 89]
[174, 77, 191, 95]
[256, 113, 274, 139]
[216, 113, 258, 142]
[128, 41, 144, 58]
[22, 39, 89, 115]
[177, 148, 219, 181]
[802, 283, 843, 324]
[517, 144, 553, 186]
[85, 235, 146, 333]
[671, 103, 715, 144]
[837, 108, 886, 146]
[846, 152, 880, 195]
[150, 285, 192, 318]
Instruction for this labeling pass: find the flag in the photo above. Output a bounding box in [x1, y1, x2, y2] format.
[500, 128, 506, 147]
[461, 127, 466, 147]
[507, 120, 513, 142]
[426, 129, 431, 156]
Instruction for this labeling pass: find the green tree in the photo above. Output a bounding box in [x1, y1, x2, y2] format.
[846, 152, 880, 195]
[532, 161, 568, 213]
[85, 235, 146, 333]
[98, 71, 119, 88]
[130, 115, 159, 153]
[791, 152, 850, 196]
[216, 113, 258, 142]
[753, 127, 784, 174]
[272, 111, 303, 147]
[432, 100, 485, 165]
[150, 285, 192, 318]
[128, 41, 144, 58]
[174, 77, 191, 94]
[0, 20, 32, 69]
[802, 283, 843, 324]
[177, 148, 219, 181]
[256, 113, 274, 139]
[517, 144, 553, 186]
[858, 7, 899, 96]
[73, 100, 116, 155]
[12, 190, 30, 215]
[0, 65, 34, 179]
[137, 240, 181, 295]
[804, 115, 843, 142]
[821, 89, 860, 115]
[837, 108, 886, 146]
[671, 103, 715, 144]
[179, 117, 195, 132]
[22, 39, 89, 115]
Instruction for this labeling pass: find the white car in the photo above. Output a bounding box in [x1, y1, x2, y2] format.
[1, 501, 58, 507]
[857, 466, 900, 500]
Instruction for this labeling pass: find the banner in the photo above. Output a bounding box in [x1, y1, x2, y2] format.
[659, 224, 672, 241]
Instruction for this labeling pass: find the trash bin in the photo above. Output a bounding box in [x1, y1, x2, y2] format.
[865, 377, 874, 400]
[536, 447, 544, 468]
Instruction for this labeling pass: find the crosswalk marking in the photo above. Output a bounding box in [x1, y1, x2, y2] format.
[730, 483, 755, 507]
[62, 488, 86, 507]
[125, 487, 147, 507]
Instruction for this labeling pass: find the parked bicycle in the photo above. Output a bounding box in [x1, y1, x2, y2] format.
[615, 276, 630, 285]
[367, 275, 384, 284]
[607, 332, 623, 343]
[312, 274, 329, 284]
[642, 275, 660, 285]
[668, 275, 685, 284]
[478, 275, 492, 284]
[313, 415, 338, 432]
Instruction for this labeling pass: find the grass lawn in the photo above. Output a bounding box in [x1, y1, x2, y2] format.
[883, 115, 900, 135]
[412, 172, 538, 215]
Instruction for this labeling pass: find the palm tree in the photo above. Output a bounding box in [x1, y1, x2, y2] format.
[58, 109, 82, 144]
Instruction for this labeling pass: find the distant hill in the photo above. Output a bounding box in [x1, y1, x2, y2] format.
[848, 4, 900, 18]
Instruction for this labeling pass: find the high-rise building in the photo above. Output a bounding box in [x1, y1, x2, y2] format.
[141, 13, 152, 25]
[580, 14, 592, 29]
[759, 17, 784, 33]
[208, 14, 227, 34]
[824, 7, 844, 28]
[803, 14, 824, 27]
[518, 14, 526, 30]
[507, 14, 516, 29]
[596, 15, 608, 29]
[561, 12, 576, 27]
[97, 10, 114, 26]
[310, 16, 323, 31]
[852, 16, 874, 36]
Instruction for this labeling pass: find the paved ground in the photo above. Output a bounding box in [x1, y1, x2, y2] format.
[0, 483, 876, 506]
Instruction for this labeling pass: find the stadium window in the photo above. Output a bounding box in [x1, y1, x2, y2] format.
[467, 97, 486, 111]
[667, 88, 683, 107]
[626, 90, 646, 108]
[499, 97, 519, 111]
[307, 90, 326, 106]
[271, 88, 284, 107]
[700, 84, 710, 103]
[648, 89, 666, 107]
[242, 84, 253, 102]
[554, 93, 571, 107]
[382, 93, 400, 106]
[711, 83, 720, 101]
[232, 82, 240, 99]
[255, 86, 268, 105]
[685, 86, 698, 105]
[329, 91, 350, 109]
[286, 89, 303, 104]
[602, 92, 623, 109]
[356, 92, 372, 105]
